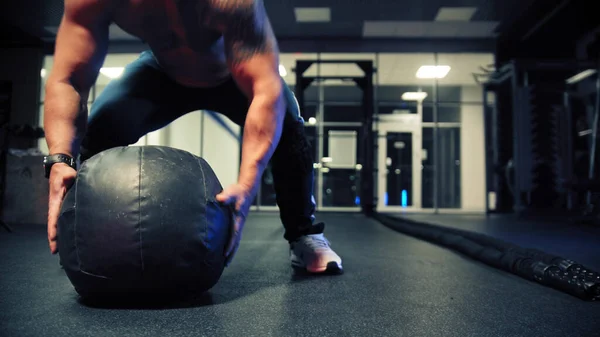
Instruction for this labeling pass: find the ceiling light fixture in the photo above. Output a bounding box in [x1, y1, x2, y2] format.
[294, 7, 331, 23]
[416, 65, 451, 79]
[434, 7, 477, 22]
[402, 92, 428, 101]
[566, 69, 597, 84]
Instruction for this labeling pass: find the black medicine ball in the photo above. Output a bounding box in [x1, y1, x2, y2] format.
[57, 146, 233, 300]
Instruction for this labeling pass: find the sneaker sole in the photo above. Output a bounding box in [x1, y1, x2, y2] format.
[292, 261, 343, 274]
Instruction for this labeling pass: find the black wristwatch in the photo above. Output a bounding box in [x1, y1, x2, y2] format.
[43, 153, 77, 178]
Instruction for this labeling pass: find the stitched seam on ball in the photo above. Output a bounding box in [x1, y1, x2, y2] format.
[74, 164, 82, 271]
[76, 155, 109, 278]
[72, 162, 109, 279]
[139, 147, 145, 271]
[196, 156, 208, 247]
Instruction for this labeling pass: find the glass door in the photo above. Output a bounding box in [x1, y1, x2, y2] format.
[377, 116, 422, 211]
[318, 125, 362, 210]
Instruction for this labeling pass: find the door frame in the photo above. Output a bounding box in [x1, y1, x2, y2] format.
[377, 114, 423, 212]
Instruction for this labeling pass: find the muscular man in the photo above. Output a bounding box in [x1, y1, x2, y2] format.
[43, 0, 342, 273]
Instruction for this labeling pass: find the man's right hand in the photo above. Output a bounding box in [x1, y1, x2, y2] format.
[47, 163, 77, 254]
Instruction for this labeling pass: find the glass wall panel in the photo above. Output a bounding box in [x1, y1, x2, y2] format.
[376, 53, 435, 210]
[433, 53, 493, 210]
[436, 53, 495, 104]
[37, 50, 492, 213]
[320, 125, 362, 207]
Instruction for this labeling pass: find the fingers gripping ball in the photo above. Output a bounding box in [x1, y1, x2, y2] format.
[57, 146, 233, 301]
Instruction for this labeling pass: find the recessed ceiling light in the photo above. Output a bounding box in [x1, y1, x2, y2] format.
[402, 92, 428, 101]
[416, 65, 451, 79]
[566, 69, 597, 84]
[435, 7, 477, 22]
[294, 8, 331, 23]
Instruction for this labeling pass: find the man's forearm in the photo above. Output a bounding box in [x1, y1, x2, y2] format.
[238, 90, 285, 192]
[44, 81, 88, 157]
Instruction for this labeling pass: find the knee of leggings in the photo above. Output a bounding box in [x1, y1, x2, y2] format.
[272, 120, 314, 175]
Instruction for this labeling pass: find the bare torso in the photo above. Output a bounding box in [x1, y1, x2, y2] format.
[113, 0, 231, 87]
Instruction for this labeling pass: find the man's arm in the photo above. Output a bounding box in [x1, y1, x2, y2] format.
[44, 0, 112, 158]
[200, 0, 285, 191]
[45, 0, 113, 254]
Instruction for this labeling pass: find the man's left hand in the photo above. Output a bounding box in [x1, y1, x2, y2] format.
[216, 183, 253, 266]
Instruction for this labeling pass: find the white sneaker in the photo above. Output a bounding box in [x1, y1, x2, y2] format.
[290, 233, 343, 274]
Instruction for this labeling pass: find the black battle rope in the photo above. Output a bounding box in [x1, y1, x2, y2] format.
[373, 213, 600, 301]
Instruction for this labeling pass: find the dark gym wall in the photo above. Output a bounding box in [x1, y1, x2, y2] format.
[1, 24, 47, 225]
[0, 22, 45, 149]
[496, 0, 598, 65]
[0, 48, 47, 225]
[0, 48, 45, 149]
[576, 25, 600, 60]
[489, 0, 598, 214]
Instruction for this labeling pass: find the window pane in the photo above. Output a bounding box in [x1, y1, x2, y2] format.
[316, 53, 376, 104]
[38, 104, 48, 154]
[323, 85, 364, 103]
[436, 53, 494, 103]
[38, 104, 44, 128]
[279, 52, 320, 88]
[436, 127, 461, 208]
[384, 132, 414, 207]
[39, 76, 45, 103]
[286, 53, 376, 117]
[320, 125, 361, 207]
[437, 86, 461, 102]
[422, 104, 462, 123]
[438, 105, 462, 123]
[301, 104, 317, 121]
[305, 125, 318, 155]
[377, 53, 436, 104]
[258, 125, 319, 207]
[421, 127, 435, 208]
[322, 169, 361, 207]
[423, 105, 433, 122]
[323, 104, 363, 122]
[40, 56, 54, 103]
[379, 102, 418, 115]
[89, 86, 96, 103]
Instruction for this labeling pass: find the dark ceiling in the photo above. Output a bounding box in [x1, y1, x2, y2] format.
[0, 0, 595, 56]
[0, 0, 528, 40]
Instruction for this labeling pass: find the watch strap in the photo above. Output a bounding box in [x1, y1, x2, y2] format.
[44, 153, 77, 178]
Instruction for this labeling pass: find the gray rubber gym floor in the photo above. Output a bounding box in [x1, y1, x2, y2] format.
[391, 213, 600, 270]
[1, 212, 599, 337]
